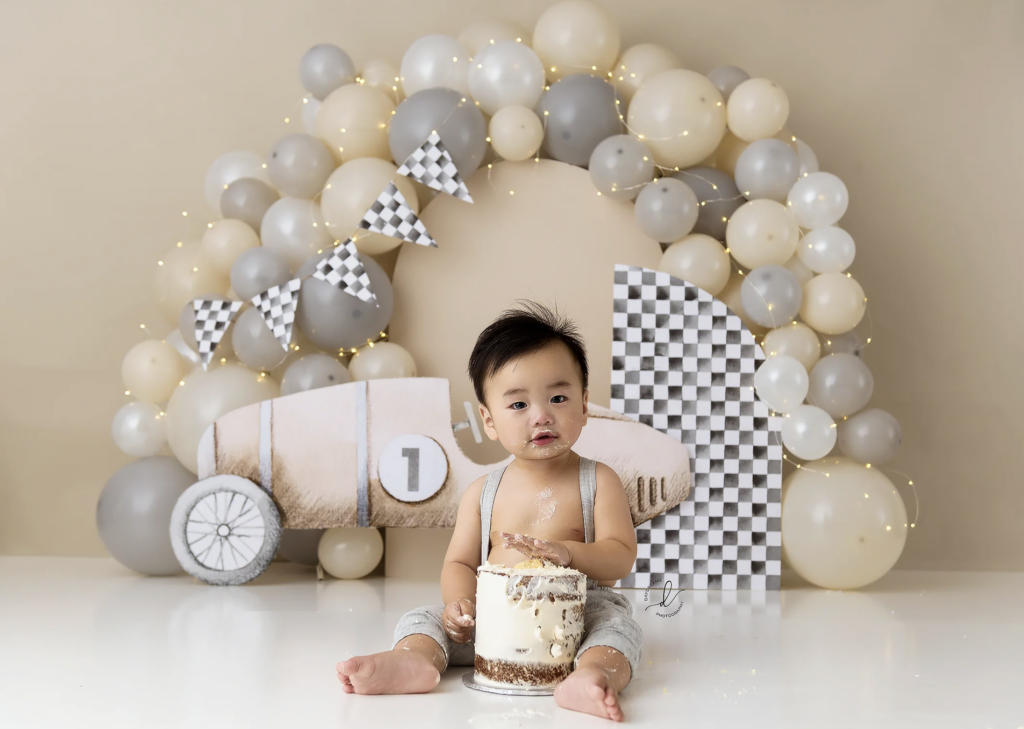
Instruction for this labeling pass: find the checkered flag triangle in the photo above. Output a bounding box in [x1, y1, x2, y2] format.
[358, 181, 437, 247]
[396, 131, 474, 203]
[193, 299, 243, 370]
[312, 239, 378, 306]
[250, 278, 302, 352]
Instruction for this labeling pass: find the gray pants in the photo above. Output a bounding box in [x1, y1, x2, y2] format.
[391, 586, 643, 680]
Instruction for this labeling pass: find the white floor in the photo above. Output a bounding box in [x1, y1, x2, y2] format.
[1, 558, 1021, 728]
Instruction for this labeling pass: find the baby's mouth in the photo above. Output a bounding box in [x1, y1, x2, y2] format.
[531, 432, 557, 446]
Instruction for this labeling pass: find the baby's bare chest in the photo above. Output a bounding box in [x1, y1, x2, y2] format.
[488, 479, 585, 548]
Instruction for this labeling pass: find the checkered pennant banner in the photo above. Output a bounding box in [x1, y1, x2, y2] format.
[610, 264, 784, 591]
[312, 238, 378, 306]
[396, 131, 474, 203]
[250, 277, 302, 351]
[358, 181, 437, 247]
[193, 299, 243, 370]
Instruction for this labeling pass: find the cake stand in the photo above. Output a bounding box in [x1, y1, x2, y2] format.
[462, 672, 556, 696]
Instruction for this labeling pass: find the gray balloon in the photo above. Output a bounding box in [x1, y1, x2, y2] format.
[295, 249, 394, 351]
[588, 134, 654, 201]
[740, 265, 803, 327]
[838, 408, 902, 465]
[634, 177, 699, 242]
[707, 66, 750, 101]
[178, 295, 234, 354]
[820, 330, 865, 360]
[389, 88, 487, 177]
[267, 133, 335, 199]
[672, 166, 743, 240]
[277, 528, 327, 566]
[536, 74, 625, 167]
[96, 456, 196, 576]
[734, 139, 801, 202]
[808, 353, 874, 418]
[230, 247, 292, 302]
[221, 178, 280, 233]
[231, 307, 289, 371]
[280, 353, 352, 396]
[300, 43, 356, 101]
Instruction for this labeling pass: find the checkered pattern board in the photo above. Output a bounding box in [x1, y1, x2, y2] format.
[192, 299, 243, 370]
[358, 181, 437, 247]
[250, 278, 301, 351]
[609, 265, 783, 591]
[312, 238, 378, 305]
[396, 131, 474, 203]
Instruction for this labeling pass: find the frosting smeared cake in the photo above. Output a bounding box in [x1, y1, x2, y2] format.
[473, 558, 587, 688]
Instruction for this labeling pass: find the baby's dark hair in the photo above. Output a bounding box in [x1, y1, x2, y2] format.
[468, 300, 589, 406]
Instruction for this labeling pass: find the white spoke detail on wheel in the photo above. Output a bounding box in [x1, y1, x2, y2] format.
[186, 491, 265, 571]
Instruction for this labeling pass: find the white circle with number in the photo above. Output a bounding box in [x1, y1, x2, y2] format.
[377, 434, 449, 503]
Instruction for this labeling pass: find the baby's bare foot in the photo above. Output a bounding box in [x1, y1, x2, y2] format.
[335, 650, 441, 695]
[553, 665, 624, 722]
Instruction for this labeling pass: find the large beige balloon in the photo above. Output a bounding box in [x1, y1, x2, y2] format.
[489, 105, 544, 161]
[458, 19, 531, 57]
[200, 219, 260, 277]
[122, 340, 185, 404]
[318, 527, 383, 579]
[800, 273, 867, 335]
[359, 60, 403, 104]
[314, 83, 396, 165]
[658, 234, 731, 296]
[164, 364, 279, 474]
[762, 322, 821, 371]
[610, 43, 681, 103]
[155, 243, 231, 323]
[725, 199, 800, 269]
[627, 69, 727, 170]
[782, 457, 908, 590]
[319, 158, 420, 255]
[389, 159, 662, 465]
[348, 341, 417, 380]
[727, 78, 790, 143]
[533, 0, 620, 81]
[717, 270, 768, 339]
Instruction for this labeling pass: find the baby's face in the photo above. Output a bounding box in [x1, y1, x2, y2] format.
[478, 342, 588, 461]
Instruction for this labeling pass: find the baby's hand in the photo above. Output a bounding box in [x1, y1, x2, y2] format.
[442, 598, 476, 644]
[500, 531, 571, 567]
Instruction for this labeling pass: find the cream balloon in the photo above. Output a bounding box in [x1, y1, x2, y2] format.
[800, 273, 867, 335]
[400, 34, 471, 97]
[200, 219, 260, 277]
[532, 0, 621, 81]
[658, 234, 731, 296]
[753, 354, 809, 414]
[164, 364, 280, 474]
[111, 401, 166, 457]
[782, 457, 908, 590]
[762, 322, 821, 372]
[726, 78, 790, 142]
[725, 199, 800, 269]
[348, 342, 417, 380]
[712, 130, 748, 177]
[122, 340, 186, 404]
[319, 158, 420, 255]
[717, 270, 768, 338]
[314, 83, 396, 165]
[488, 105, 545, 161]
[359, 59, 403, 103]
[155, 243, 231, 323]
[610, 43, 681, 103]
[458, 19, 531, 58]
[779, 404, 837, 460]
[318, 527, 384, 579]
[627, 69, 727, 169]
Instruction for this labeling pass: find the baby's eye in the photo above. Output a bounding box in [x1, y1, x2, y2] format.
[551, 395, 567, 404]
[510, 401, 527, 410]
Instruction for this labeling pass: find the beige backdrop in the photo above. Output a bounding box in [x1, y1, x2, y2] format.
[0, 1, 1020, 573]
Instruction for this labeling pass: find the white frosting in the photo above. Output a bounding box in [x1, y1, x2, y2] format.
[474, 562, 586, 686]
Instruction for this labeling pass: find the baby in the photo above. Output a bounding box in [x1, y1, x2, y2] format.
[336, 301, 643, 722]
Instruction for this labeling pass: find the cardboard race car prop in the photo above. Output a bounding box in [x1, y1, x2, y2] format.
[169, 377, 691, 585]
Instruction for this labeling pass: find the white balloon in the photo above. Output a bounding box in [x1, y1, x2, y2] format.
[753, 354, 808, 414]
[318, 527, 384, 579]
[348, 342, 417, 380]
[467, 40, 546, 115]
[795, 138, 819, 177]
[798, 226, 856, 274]
[787, 172, 849, 229]
[112, 401, 167, 457]
[400, 34, 471, 97]
[780, 404, 837, 460]
[301, 95, 321, 135]
[260, 198, 334, 272]
[204, 151, 271, 215]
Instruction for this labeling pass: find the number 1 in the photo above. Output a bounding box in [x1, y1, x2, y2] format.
[402, 447, 420, 491]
